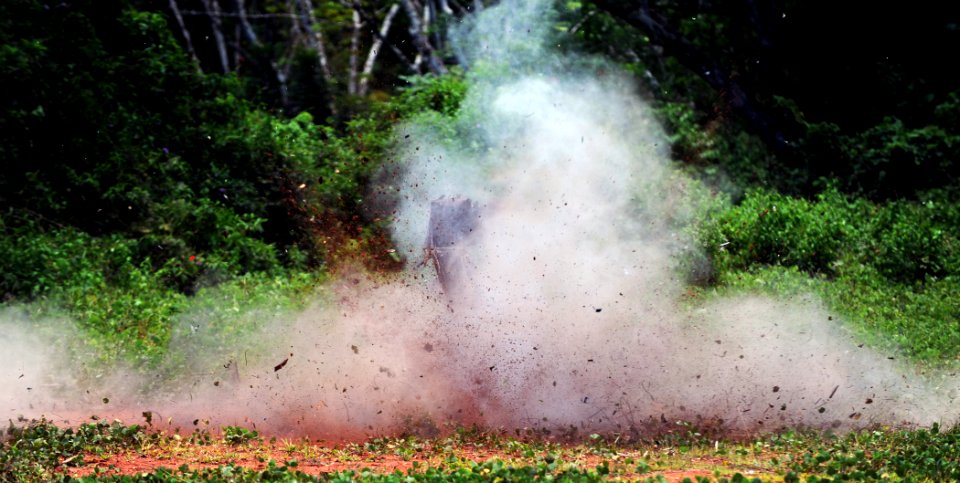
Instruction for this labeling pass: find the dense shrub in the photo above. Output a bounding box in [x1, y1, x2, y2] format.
[702, 189, 851, 276]
[700, 187, 960, 362]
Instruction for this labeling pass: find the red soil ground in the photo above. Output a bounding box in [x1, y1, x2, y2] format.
[61, 438, 759, 481]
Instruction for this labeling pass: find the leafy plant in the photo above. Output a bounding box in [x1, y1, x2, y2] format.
[222, 426, 259, 445]
[0, 418, 146, 481]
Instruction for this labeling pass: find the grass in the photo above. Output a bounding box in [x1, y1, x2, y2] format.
[3, 419, 959, 481]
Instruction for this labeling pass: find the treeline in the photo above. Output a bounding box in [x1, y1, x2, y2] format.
[578, 1, 960, 199]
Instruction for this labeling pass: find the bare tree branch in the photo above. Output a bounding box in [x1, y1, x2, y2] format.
[427, 0, 444, 53]
[296, 0, 336, 94]
[272, 0, 307, 110]
[233, 22, 242, 67]
[568, 10, 596, 35]
[438, 0, 455, 15]
[200, 0, 231, 72]
[234, 0, 261, 46]
[178, 10, 299, 18]
[358, 3, 401, 97]
[351, 2, 419, 74]
[401, 0, 448, 75]
[348, 9, 363, 95]
[168, 0, 202, 69]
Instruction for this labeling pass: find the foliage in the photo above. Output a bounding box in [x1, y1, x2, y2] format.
[0, 418, 146, 481]
[702, 188, 850, 275]
[699, 187, 960, 362]
[788, 424, 960, 481]
[569, 1, 960, 200]
[222, 426, 260, 446]
[2, 422, 959, 481]
[800, 106, 960, 199]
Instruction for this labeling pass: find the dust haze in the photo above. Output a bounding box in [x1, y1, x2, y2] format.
[2, 0, 956, 438]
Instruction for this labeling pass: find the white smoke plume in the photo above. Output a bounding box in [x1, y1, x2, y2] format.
[2, 0, 954, 439]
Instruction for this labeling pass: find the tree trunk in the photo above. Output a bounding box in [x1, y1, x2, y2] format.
[348, 9, 363, 95]
[358, 3, 401, 97]
[234, 0, 261, 46]
[401, 0, 448, 75]
[352, 1, 420, 74]
[168, 0, 202, 70]
[295, 0, 337, 115]
[200, 0, 231, 73]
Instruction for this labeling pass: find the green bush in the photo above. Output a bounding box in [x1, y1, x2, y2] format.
[0, 419, 146, 481]
[702, 188, 851, 275]
[790, 424, 960, 480]
[701, 187, 960, 362]
[869, 198, 960, 283]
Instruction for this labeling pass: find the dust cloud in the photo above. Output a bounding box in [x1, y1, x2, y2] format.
[2, 0, 955, 439]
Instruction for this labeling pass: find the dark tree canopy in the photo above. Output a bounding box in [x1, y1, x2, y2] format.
[587, 0, 960, 198]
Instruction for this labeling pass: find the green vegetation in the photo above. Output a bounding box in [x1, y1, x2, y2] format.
[222, 426, 260, 446]
[4, 420, 960, 481]
[787, 423, 960, 481]
[0, 419, 148, 481]
[695, 187, 960, 363]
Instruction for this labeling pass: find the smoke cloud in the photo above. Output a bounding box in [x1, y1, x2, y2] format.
[2, 0, 955, 439]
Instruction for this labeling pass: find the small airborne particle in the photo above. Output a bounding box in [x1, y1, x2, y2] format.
[274, 358, 289, 371]
[772, 385, 780, 392]
[351, 345, 359, 354]
[818, 407, 826, 414]
[489, 365, 496, 371]
[595, 308, 602, 313]
[865, 398, 873, 404]
[102, 397, 109, 404]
